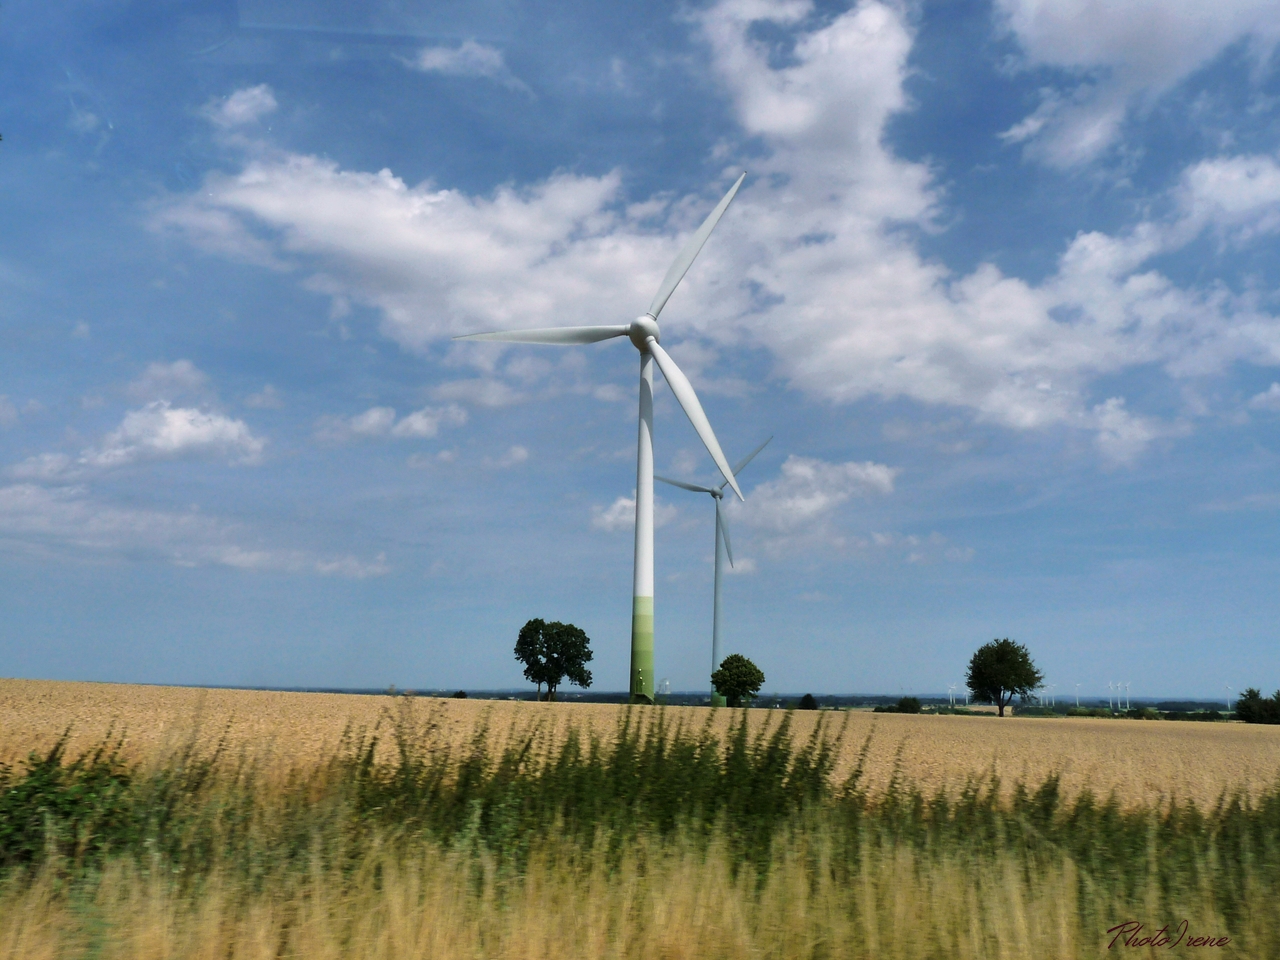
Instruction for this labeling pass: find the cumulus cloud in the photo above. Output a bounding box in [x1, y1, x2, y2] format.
[406, 40, 530, 92]
[0, 483, 387, 577]
[315, 404, 467, 442]
[592, 495, 677, 532]
[1249, 383, 1280, 410]
[10, 403, 266, 480]
[244, 384, 284, 409]
[734, 455, 897, 535]
[86, 402, 265, 469]
[202, 84, 278, 128]
[868, 531, 974, 564]
[155, 2, 1280, 465]
[433, 379, 526, 408]
[994, 0, 1280, 166]
[127, 360, 211, 402]
[484, 444, 529, 469]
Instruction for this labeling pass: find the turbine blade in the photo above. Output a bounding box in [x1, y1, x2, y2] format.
[454, 325, 629, 345]
[717, 499, 734, 568]
[655, 474, 717, 494]
[647, 172, 746, 320]
[647, 340, 743, 500]
[717, 434, 773, 492]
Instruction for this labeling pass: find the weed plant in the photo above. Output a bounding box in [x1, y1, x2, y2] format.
[1, 706, 1277, 958]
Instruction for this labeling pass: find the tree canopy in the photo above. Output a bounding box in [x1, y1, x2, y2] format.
[965, 638, 1043, 717]
[711, 653, 765, 708]
[514, 618, 593, 701]
[1236, 688, 1280, 724]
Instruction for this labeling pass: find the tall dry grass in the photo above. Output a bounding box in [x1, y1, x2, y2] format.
[1, 706, 1275, 958]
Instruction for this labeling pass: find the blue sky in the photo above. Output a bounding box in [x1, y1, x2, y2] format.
[3, 0, 1280, 699]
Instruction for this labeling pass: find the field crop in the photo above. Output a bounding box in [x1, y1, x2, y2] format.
[2, 679, 1279, 958]
[3, 679, 1279, 808]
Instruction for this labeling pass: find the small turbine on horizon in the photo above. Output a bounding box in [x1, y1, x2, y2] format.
[948, 683, 958, 707]
[457, 174, 748, 704]
[656, 436, 771, 705]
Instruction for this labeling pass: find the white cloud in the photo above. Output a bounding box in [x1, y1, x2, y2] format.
[407, 41, 529, 92]
[591, 495, 677, 532]
[127, 360, 211, 402]
[1249, 382, 1280, 410]
[10, 403, 266, 480]
[734, 455, 897, 537]
[868, 531, 974, 564]
[244, 384, 284, 409]
[392, 404, 468, 438]
[157, 0, 1280, 466]
[1090, 397, 1185, 464]
[994, 0, 1280, 166]
[315, 404, 467, 442]
[85, 402, 265, 469]
[0, 483, 386, 578]
[203, 84, 278, 128]
[433, 379, 526, 408]
[1173, 153, 1280, 246]
[485, 444, 529, 469]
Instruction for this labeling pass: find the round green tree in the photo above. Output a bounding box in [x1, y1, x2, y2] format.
[515, 618, 594, 701]
[711, 653, 765, 708]
[965, 638, 1043, 717]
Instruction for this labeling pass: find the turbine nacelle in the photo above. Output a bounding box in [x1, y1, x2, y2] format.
[629, 315, 661, 351]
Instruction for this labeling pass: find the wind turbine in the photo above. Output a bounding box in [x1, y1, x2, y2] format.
[656, 436, 771, 706]
[1075, 683, 1081, 709]
[1107, 681, 1114, 712]
[456, 174, 748, 704]
[1124, 681, 1131, 711]
[1226, 684, 1233, 711]
[948, 683, 957, 707]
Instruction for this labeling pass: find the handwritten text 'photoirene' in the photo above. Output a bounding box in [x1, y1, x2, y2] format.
[1107, 921, 1230, 949]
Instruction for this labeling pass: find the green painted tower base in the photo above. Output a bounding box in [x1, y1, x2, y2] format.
[629, 596, 654, 704]
[710, 692, 726, 708]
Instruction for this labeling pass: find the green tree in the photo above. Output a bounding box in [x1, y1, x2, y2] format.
[965, 638, 1043, 717]
[1236, 688, 1280, 724]
[798, 693, 818, 710]
[711, 653, 765, 708]
[514, 618, 594, 701]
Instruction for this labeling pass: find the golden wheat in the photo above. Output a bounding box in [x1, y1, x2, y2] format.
[4, 678, 1278, 808]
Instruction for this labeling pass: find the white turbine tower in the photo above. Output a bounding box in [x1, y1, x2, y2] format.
[1107, 681, 1114, 712]
[656, 436, 771, 706]
[1075, 683, 1081, 709]
[456, 174, 747, 704]
[1226, 684, 1233, 711]
[948, 683, 958, 707]
[1124, 681, 1131, 711]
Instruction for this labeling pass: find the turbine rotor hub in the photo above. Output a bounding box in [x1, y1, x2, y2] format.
[628, 315, 660, 350]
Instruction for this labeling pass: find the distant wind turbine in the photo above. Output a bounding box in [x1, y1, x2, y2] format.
[1075, 683, 1081, 709]
[1107, 681, 1114, 712]
[656, 436, 771, 705]
[1124, 681, 1131, 711]
[1226, 684, 1233, 711]
[948, 683, 958, 707]
[457, 174, 748, 703]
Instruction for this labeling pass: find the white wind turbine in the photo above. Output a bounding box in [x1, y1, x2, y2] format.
[948, 683, 958, 707]
[656, 436, 771, 706]
[456, 174, 748, 704]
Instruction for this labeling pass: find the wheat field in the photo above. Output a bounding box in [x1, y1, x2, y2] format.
[3, 677, 1278, 959]
[3, 677, 1278, 808]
